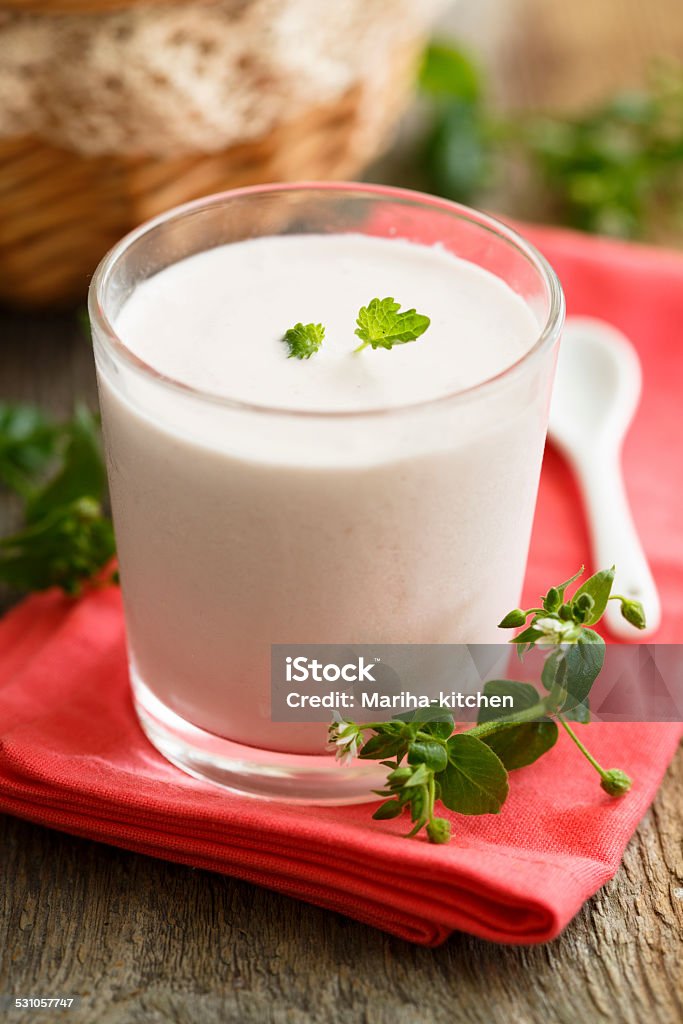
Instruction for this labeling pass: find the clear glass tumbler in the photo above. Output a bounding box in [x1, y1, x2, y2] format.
[89, 183, 564, 804]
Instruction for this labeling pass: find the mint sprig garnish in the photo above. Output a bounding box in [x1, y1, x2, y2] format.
[0, 402, 116, 596]
[354, 297, 431, 352]
[283, 322, 325, 360]
[282, 297, 430, 359]
[329, 565, 645, 844]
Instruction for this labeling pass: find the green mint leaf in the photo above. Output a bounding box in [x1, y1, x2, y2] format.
[372, 799, 404, 820]
[439, 734, 509, 814]
[407, 739, 448, 774]
[283, 322, 325, 360]
[0, 497, 115, 595]
[354, 298, 430, 352]
[26, 405, 107, 523]
[0, 402, 60, 497]
[571, 566, 615, 623]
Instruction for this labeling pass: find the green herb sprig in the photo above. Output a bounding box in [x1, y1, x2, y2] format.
[283, 322, 325, 360]
[328, 565, 645, 844]
[283, 298, 431, 360]
[0, 403, 116, 596]
[417, 43, 683, 241]
[354, 298, 431, 352]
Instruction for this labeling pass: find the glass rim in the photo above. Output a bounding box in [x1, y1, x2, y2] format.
[88, 181, 565, 420]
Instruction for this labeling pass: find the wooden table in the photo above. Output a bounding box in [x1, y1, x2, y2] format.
[1, 313, 682, 1024]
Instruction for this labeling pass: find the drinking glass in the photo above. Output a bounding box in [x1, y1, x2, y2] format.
[89, 183, 564, 803]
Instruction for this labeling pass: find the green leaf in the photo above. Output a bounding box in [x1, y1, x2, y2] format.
[26, 406, 106, 523]
[423, 101, 491, 205]
[508, 625, 543, 645]
[572, 566, 615, 623]
[408, 739, 448, 773]
[395, 707, 453, 740]
[559, 629, 605, 710]
[403, 763, 431, 788]
[408, 786, 428, 823]
[475, 680, 557, 770]
[477, 680, 541, 724]
[0, 497, 115, 595]
[420, 43, 481, 102]
[562, 700, 591, 724]
[282, 322, 325, 360]
[0, 402, 60, 496]
[354, 298, 430, 352]
[555, 565, 585, 598]
[421, 713, 455, 741]
[439, 734, 509, 815]
[540, 648, 568, 693]
[358, 732, 407, 761]
[372, 799, 403, 820]
[482, 721, 558, 771]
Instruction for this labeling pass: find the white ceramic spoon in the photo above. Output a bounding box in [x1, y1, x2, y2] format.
[548, 315, 661, 638]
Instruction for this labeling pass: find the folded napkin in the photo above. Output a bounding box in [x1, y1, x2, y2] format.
[1, 225, 681, 946]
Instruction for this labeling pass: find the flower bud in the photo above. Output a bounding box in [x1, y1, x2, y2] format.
[426, 817, 451, 844]
[559, 603, 574, 621]
[601, 769, 633, 797]
[498, 608, 526, 628]
[543, 587, 561, 613]
[620, 599, 646, 630]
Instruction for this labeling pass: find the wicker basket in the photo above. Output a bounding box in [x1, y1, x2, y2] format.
[0, 1, 434, 306]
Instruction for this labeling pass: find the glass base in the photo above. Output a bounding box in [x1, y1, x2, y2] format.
[132, 672, 384, 805]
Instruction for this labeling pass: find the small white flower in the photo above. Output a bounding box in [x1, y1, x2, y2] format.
[327, 718, 360, 764]
[534, 617, 580, 647]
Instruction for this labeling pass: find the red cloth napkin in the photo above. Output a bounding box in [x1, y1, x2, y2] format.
[0, 225, 681, 947]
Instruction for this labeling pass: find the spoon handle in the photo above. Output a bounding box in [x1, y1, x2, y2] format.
[575, 454, 661, 639]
